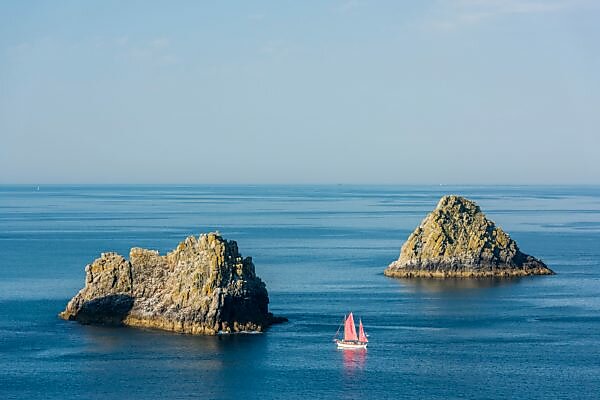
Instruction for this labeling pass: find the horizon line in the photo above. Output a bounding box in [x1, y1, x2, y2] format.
[2, 182, 600, 187]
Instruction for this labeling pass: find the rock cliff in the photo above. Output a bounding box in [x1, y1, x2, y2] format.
[60, 232, 285, 334]
[384, 195, 554, 278]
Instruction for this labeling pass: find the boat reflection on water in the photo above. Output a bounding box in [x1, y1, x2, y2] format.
[397, 277, 524, 293]
[342, 347, 366, 372]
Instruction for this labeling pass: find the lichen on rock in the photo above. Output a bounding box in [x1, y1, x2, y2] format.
[60, 232, 285, 334]
[384, 195, 554, 278]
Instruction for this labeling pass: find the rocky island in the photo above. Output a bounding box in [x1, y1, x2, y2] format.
[384, 195, 554, 278]
[60, 232, 285, 334]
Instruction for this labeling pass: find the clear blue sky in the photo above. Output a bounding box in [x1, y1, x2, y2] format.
[1, 1, 599, 184]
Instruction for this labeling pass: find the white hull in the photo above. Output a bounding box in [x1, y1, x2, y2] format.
[335, 340, 367, 349]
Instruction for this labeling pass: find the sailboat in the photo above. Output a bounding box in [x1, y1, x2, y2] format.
[334, 312, 368, 349]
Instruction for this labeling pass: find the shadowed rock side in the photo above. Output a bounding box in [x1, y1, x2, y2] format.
[60, 233, 286, 334]
[385, 195, 554, 278]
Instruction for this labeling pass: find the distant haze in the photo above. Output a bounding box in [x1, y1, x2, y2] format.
[1, 1, 599, 184]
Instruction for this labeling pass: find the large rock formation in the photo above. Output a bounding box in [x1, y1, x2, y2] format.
[384, 195, 554, 278]
[60, 232, 285, 334]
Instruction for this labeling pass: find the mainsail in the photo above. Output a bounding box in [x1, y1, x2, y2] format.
[344, 312, 358, 341]
[358, 319, 368, 343]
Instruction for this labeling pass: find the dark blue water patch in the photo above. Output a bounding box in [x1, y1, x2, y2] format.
[1, 185, 600, 399]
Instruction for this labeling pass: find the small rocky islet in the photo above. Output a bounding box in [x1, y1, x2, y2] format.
[384, 195, 554, 278]
[60, 232, 286, 335]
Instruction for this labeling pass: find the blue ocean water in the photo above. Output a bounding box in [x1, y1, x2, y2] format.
[1, 185, 599, 399]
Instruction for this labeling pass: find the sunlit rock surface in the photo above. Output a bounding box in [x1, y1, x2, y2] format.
[60, 233, 285, 334]
[385, 195, 554, 278]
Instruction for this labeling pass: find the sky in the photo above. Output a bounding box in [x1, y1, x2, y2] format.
[1, 0, 599, 184]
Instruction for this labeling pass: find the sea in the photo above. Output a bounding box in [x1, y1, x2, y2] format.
[1, 185, 599, 399]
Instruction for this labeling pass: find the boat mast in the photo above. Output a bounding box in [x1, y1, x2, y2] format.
[333, 315, 345, 341]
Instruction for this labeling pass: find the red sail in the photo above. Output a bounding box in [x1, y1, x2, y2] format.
[358, 319, 368, 343]
[344, 312, 358, 341]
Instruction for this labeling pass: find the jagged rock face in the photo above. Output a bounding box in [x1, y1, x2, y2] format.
[60, 233, 282, 334]
[385, 195, 554, 278]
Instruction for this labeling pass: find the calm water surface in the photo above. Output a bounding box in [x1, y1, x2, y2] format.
[1, 185, 599, 399]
